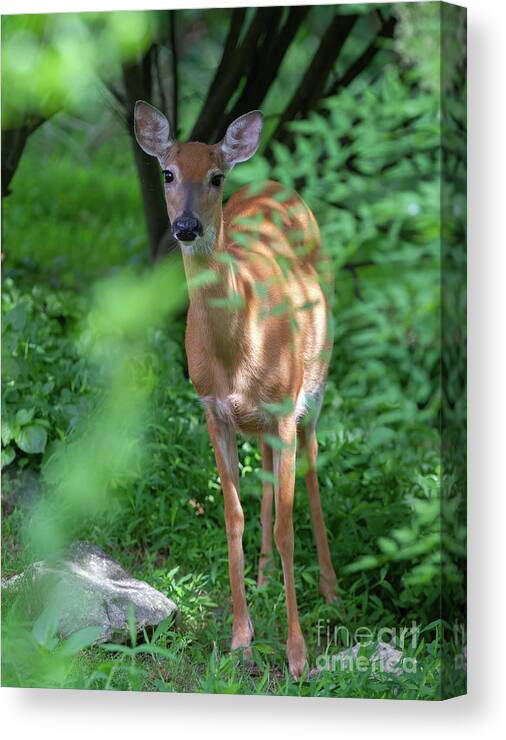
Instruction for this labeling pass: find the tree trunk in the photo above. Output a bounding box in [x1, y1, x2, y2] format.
[2, 117, 46, 198]
[219, 6, 310, 140]
[190, 7, 279, 143]
[268, 13, 358, 149]
[122, 49, 176, 261]
[327, 13, 397, 96]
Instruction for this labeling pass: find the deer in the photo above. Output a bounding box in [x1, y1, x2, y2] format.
[134, 101, 338, 679]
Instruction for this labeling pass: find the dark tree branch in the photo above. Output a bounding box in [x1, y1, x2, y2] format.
[169, 10, 179, 135]
[2, 116, 47, 198]
[108, 84, 126, 107]
[327, 13, 397, 96]
[346, 264, 363, 300]
[220, 6, 310, 140]
[190, 7, 279, 143]
[122, 50, 175, 261]
[222, 6, 247, 54]
[268, 12, 358, 148]
[204, 6, 247, 104]
[342, 260, 376, 301]
[141, 46, 154, 95]
[343, 260, 376, 270]
[154, 45, 168, 124]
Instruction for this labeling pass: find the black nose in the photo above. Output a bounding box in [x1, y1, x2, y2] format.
[173, 215, 203, 242]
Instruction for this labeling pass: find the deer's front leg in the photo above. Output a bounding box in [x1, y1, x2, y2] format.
[273, 417, 307, 680]
[206, 411, 253, 652]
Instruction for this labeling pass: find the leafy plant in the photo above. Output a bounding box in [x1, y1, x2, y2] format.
[1, 3, 466, 699]
[1, 279, 93, 471]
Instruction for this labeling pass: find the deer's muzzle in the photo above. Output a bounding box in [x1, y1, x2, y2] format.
[173, 214, 203, 242]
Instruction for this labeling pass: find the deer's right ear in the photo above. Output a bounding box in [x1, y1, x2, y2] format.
[134, 101, 173, 162]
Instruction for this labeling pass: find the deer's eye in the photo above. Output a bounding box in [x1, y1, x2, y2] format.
[164, 170, 174, 184]
[211, 173, 224, 187]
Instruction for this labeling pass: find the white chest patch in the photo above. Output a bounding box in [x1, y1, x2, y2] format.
[201, 383, 325, 433]
[201, 394, 272, 432]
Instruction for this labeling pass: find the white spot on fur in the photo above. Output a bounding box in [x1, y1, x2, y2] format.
[293, 384, 325, 426]
[295, 388, 307, 420]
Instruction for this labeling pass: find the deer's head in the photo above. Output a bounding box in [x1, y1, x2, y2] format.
[134, 101, 263, 256]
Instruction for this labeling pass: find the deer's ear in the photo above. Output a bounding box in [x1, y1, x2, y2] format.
[134, 101, 173, 162]
[219, 110, 263, 170]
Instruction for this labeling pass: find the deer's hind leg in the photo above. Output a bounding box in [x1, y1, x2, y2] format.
[298, 423, 338, 603]
[273, 416, 307, 680]
[257, 437, 274, 587]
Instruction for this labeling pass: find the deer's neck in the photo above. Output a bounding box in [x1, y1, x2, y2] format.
[182, 220, 233, 297]
[182, 220, 246, 360]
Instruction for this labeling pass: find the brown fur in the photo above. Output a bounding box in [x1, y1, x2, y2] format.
[183, 177, 331, 435]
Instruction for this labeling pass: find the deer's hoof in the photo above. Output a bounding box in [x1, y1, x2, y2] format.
[287, 635, 307, 681]
[320, 576, 339, 604]
[231, 617, 255, 653]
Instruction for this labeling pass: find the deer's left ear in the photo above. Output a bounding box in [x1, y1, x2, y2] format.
[219, 111, 263, 170]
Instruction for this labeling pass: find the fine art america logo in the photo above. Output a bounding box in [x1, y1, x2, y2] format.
[314, 620, 467, 675]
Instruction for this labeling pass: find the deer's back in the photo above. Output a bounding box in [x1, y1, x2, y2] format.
[224, 180, 323, 272]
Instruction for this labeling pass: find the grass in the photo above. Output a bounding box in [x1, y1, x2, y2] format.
[2, 555, 447, 698]
[1, 115, 466, 699]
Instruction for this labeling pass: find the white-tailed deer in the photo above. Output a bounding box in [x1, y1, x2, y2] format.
[134, 101, 337, 679]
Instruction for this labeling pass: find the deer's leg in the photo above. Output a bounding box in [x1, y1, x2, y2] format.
[298, 424, 338, 603]
[273, 417, 307, 680]
[206, 411, 253, 652]
[257, 437, 274, 587]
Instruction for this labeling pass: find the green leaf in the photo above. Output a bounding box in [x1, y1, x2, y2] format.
[369, 426, 396, 448]
[261, 397, 294, 416]
[263, 434, 291, 451]
[253, 642, 276, 655]
[127, 604, 137, 647]
[256, 469, 277, 485]
[100, 643, 135, 656]
[187, 269, 219, 290]
[32, 606, 59, 650]
[301, 570, 317, 586]
[16, 408, 35, 426]
[1, 445, 16, 468]
[207, 293, 245, 311]
[150, 616, 176, 644]
[378, 537, 398, 555]
[15, 424, 48, 454]
[5, 301, 27, 331]
[1, 419, 13, 446]
[345, 555, 380, 573]
[263, 298, 291, 318]
[59, 626, 103, 656]
[214, 252, 238, 267]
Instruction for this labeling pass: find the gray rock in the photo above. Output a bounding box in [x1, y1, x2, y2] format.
[2, 541, 178, 643]
[335, 641, 404, 675]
